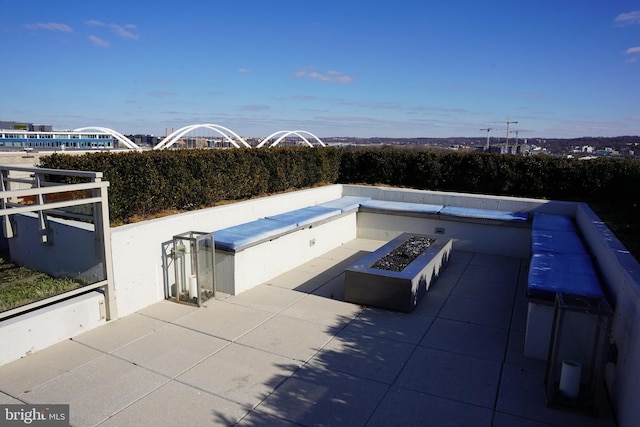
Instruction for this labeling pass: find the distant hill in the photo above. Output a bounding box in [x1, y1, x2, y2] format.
[324, 136, 640, 157]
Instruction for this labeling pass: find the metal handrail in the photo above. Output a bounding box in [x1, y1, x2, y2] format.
[0, 164, 117, 321]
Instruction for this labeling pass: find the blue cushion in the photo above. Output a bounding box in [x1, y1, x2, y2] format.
[359, 200, 444, 215]
[528, 252, 604, 298]
[214, 218, 298, 251]
[531, 230, 588, 255]
[317, 196, 371, 212]
[533, 214, 577, 232]
[267, 206, 341, 227]
[439, 206, 529, 222]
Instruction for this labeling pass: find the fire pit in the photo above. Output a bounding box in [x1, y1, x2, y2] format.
[345, 233, 452, 312]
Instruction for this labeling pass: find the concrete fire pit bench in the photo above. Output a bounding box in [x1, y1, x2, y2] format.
[344, 232, 453, 312]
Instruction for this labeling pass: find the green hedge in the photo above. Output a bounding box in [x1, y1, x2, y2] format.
[39, 147, 640, 230]
[39, 147, 342, 224]
[337, 148, 640, 259]
[337, 149, 640, 203]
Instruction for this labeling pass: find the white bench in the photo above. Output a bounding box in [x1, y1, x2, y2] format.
[212, 196, 370, 295]
[212, 197, 533, 295]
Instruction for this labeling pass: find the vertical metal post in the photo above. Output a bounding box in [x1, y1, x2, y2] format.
[0, 168, 15, 238]
[95, 180, 117, 320]
[34, 172, 49, 231]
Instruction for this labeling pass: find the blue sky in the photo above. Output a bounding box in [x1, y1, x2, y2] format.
[1, 1, 639, 138]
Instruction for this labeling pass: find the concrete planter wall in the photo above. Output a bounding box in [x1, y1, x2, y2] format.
[110, 184, 344, 316]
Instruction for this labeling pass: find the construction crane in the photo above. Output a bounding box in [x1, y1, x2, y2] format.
[480, 128, 493, 151]
[492, 118, 518, 153]
[509, 129, 530, 146]
[503, 117, 518, 153]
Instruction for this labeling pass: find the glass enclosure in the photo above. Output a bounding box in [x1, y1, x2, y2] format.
[545, 292, 613, 417]
[171, 231, 215, 306]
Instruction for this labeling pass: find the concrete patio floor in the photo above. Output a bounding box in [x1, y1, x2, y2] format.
[0, 239, 617, 426]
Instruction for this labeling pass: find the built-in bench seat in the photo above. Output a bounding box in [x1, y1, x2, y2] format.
[216, 198, 533, 253]
[212, 196, 371, 295]
[359, 200, 444, 217]
[357, 199, 531, 256]
[316, 195, 371, 212]
[212, 196, 533, 295]
[527, 213, 604, 299]
[214, 197, 371, 252]
[359, 199, 530, 224]
[525, 213, 607, 360]
[214, 207, 337, 252]
[532, 213, 577, 232]
[528, 252, 605, 299]
[531, 230, 590, 255]
[439, 206, 529, 224]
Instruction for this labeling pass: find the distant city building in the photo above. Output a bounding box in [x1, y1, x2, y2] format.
[127, 134, 160, 148]
[0, 121, 114, 150]
[0, 121, 53, 132]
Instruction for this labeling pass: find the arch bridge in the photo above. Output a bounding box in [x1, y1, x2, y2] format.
[154, 124, 251, 150]
[74, 127, 142, 150]
[256, 130, 325, 148]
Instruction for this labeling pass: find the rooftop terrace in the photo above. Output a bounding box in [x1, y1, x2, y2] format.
[1, 180, 637, 426]
[0, 239, 616, 426]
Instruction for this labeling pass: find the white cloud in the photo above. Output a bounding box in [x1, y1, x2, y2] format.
[84, 20, 139, 40]
[614, 10, 640, 26]
[84, 20, 106, 27]
[24, 22, 72, 32]
[624, 46, 640, 55]
[294, 68, 354, 84]
[110, 24, 139, 40]
[88, 35, 109, 48]
[237, 68, 250, 73]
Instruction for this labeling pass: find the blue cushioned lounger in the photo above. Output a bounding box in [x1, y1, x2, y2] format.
[359, 200, 444, 215]
[532, 214, 577, 232]
[528, 252, 604, 299]
[439, 206, 529, 222]
[214, 218, 298, 251]
[267, 206, 342, 227]
[317, 196, 371, 212]
[531, 230, 589, 255]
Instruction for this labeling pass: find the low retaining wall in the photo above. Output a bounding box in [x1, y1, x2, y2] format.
[576, 203, 640, 426]
[110, 184, 345, 316]
[215, 213, 357, 295]
[0, 292, 106, 365]
[357, 210, 531, 258]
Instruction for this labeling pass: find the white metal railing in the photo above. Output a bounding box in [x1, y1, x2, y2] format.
[0, 164, 117, 320]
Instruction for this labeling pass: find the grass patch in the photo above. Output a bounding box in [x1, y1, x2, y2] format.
[0, 252, 83, 312]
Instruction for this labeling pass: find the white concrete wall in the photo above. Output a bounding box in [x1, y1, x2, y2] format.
[110, 184, 345, 316]
[215, 214, 357, 295]
[357, 212, 531, 258]
[576, 203, 640, 427]
[0, 292, 105, 365]
[342, 184, 578, 215]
